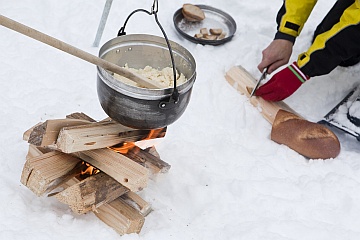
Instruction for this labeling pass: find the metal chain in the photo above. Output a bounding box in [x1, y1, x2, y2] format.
[117, 0, 179, 102]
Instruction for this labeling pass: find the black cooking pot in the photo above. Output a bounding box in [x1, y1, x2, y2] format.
[97, 34, 196, 129]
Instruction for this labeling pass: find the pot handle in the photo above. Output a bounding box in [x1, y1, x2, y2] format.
[117, 0, 180, 104]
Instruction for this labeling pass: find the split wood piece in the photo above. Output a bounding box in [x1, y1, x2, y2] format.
[55, 172, 129, 214]
[27, 119, 91, 147]
[99, 117, 112, 122]
[56, 120, 167, 153]
[125, 146, 171, 174]
[25, 144, 52, 160]
[66, 112, 97, 122]
[23, 122, 43, 141]
[73, 149, 149, 192]
[61, 177, 147, 234]
[23, 112, 95, 142]
[121, 191, 152, 217]
[66, 111, 114, 125]
[94, 197, 145, 235]
[24, 145, 82, 194]
[144, 146, 161, 158]
[21, 147, 82, 196]
[225, 65, 298, 124]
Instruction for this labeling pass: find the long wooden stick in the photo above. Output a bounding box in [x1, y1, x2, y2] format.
[0, 15, 162, 89]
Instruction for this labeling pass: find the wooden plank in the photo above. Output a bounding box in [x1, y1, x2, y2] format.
[27, 119, 91, 147]
[73, 149, 149, 192]
[94, 197, 145, 235]
[225, 65, 298, 124]
[124, 146, 171, 174]
[56, 120, 166, 153]
[22, 145, 46, 186]
[55, 172, 129, 214]
[21, 147, 82, 196]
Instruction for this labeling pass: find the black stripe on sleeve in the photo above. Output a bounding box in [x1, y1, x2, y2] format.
[285, 21, 300, 32]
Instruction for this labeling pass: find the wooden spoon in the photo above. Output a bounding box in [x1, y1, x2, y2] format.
[0, 14, 163, 89]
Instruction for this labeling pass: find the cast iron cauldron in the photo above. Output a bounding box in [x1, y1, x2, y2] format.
[97, 34, 196, 129]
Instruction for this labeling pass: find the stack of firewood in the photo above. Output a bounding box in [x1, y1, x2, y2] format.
[21, 112, 170, 235]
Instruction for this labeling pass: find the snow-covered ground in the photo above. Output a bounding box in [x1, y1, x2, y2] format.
[1, 0, 360, 239]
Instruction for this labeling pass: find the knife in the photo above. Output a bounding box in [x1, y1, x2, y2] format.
[250, 68, 268, 97]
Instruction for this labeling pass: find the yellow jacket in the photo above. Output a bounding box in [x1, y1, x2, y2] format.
[277, 0, 317, 39]
[276, 0, 360, 76]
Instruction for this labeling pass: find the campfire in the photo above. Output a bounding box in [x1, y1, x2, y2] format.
[21, 112, 171, 235]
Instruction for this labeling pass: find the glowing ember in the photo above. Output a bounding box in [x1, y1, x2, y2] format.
[80, 161, 100, 178]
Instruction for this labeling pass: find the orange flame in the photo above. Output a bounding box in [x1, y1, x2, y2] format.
[110, 128, 165, 154]
[144, 128, 166, 141]
[111, 142, 136, 154]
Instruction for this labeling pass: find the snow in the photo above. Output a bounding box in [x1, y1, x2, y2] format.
[1, 0, 360, 239]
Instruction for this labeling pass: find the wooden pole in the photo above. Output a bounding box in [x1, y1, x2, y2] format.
[93, 0, 113, 47]
[0, 14, 163, 89]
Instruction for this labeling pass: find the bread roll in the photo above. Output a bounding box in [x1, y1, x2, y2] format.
[210, 28, 222, 35]
[182, 4, 205, 22]
[200, 28, 208, 35]
[204, 34, 217, 40]
[271, 109, 341, 159]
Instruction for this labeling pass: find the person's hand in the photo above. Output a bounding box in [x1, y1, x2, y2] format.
[255, 62, 309, 101]
[258, 39, 293, 74]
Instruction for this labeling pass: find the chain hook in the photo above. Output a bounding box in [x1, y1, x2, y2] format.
[151, 0, 159, 14]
